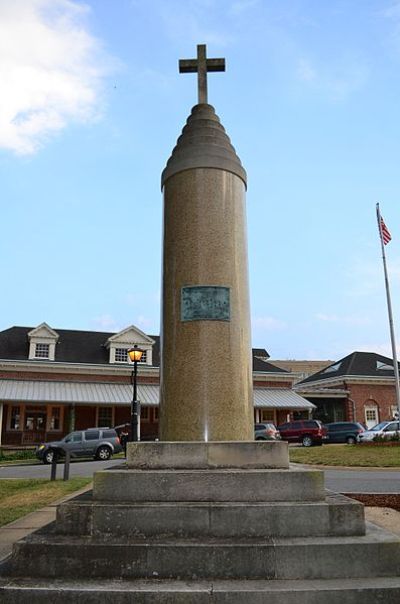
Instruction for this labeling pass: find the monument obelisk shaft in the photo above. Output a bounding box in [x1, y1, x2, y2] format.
[160, 45, 253, 441]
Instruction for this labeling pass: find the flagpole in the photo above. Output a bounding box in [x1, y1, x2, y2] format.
[376, 203, 400, 422]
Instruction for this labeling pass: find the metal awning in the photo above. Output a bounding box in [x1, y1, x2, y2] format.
[0, 380, 314, 410]
[253, 388, 316, 409]
[0, 380, 159, 406]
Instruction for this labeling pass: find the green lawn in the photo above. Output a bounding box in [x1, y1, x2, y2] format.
[0, 478, 92, 527]
[289, 444, 400, 467]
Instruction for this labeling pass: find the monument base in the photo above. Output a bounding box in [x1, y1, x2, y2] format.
[1, 441, 400, 602]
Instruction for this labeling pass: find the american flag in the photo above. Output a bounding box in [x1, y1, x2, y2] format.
[380, 216, 392, 245]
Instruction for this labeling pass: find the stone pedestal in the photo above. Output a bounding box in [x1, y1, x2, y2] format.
[2, 442, 400, 602]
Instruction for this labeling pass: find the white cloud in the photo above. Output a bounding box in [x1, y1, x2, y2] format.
[0, 0, 110, 155]
[316, 313, 371, 327]
[252, 315, 287, 331]
[91, 314, 122, 333]
[383, 2, 400, 20]
[229, 0, 259, 17]
[296, 58, 317, 82]
[159, 1, 233, 48]
[352, 342, 397, 357]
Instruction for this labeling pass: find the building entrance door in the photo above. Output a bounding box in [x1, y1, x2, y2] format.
[365, 406, 379, 429]
[23, 406, 47, 444]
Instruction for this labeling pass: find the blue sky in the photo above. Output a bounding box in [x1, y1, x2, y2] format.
[1, 0, 400, 361]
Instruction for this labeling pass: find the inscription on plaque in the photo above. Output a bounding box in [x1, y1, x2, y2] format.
[181, 286, 230, 322]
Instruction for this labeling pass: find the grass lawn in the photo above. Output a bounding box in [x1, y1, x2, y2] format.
[289, 444, 400, 467]
[0, 478, 92, 527]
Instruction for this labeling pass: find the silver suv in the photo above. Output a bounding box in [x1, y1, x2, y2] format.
[36, 428, 123, 464]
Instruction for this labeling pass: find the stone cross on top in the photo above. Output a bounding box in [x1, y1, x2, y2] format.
[179, 44, 225, 104]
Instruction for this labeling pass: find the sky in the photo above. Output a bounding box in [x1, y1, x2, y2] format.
[1, 0, 400, 361]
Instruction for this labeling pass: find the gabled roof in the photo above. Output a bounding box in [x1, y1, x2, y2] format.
[297, 351, 400, 386]
[105, 325, 155, 347]
[28, 322, 60, 340]
[0, 326, 277, 372]
[0, 326, 161, 366]
[252, 356, 288, 373]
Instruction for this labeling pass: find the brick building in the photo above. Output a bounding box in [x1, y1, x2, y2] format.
[0, 323, 314, 446]
[295, 351, 400, 428]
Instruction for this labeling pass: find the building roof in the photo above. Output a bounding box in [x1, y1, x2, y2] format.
[0, 326, 160, 366]
[0, 379, 313, 409]
[297, 351, 400, 386]
[253, 388, 315, 409]
[0, 326, 282, 373]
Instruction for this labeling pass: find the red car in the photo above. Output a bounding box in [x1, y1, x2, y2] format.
[277, 420, 328, 447]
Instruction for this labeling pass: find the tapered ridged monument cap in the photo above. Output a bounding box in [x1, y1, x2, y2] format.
[161, 103, 247, 189]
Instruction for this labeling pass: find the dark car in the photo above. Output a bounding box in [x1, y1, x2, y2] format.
[325, 422, 365, 444]
[36, 428, 123, 464]
[255, 423, 281, 441]
[277, 419, 328, 447]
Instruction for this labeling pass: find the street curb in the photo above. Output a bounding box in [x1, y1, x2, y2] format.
[291, 462, 400, 471]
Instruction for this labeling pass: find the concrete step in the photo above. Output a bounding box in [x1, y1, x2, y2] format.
[56, 492, 365, 539]
[93, 467, 325, 503]
[1, 577, 400, 603]
[126, 441, 289, 469]
[7, 523, 400, 580]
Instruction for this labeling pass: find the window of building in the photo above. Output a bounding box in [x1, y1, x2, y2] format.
[35, 343, 50, 358]
[115, 348, 128, 363]
[377, 361, 394, 371]
[98, 407, 113, 427]
[10, 406, 21, 430]
[261, 409, 275, 423]
[141, 406, 150, 422]
[322, 362, 342, 374]
[138, 350, 147, 363]
[24, 407, 46, 431]
[49, 407, 61, 431]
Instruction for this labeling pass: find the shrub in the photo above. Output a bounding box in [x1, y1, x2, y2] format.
[0, 449, 36, 462]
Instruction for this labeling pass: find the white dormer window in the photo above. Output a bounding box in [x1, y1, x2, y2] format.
[28, 323, 59, 361]
[322, 362, 342, 374]
[377, 361, 394, 371]
[35, 343, 50, 358]
[106, 325, 155, 366]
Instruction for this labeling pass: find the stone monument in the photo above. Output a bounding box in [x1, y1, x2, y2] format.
[1, 44, 400, 603]
[160, 44, 253, 442]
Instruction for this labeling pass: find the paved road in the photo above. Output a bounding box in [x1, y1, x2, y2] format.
[323, 467, 400, 494]
[1, 460, 400, 493]
[0, 458, 123, 479]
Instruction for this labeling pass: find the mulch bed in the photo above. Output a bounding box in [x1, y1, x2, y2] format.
[345, 493, 400, 510]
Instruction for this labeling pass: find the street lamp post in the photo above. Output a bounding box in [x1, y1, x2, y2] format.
[127, 346, 144, 442]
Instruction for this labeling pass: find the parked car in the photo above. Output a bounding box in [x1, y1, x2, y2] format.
[357, 420, 400, 443]
[277, 420, 328, 447]
[255, 423, 281, 441]
[36, 428, 123, 464]
[325, 422, 365, 444]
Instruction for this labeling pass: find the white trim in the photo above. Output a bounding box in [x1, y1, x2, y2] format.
[105, 325, 155, 346]
[296, 375, 400, 389]
[28, 323, 60, 339]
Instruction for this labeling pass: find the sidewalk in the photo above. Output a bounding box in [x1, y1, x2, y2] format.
[0, 483, 93, 561]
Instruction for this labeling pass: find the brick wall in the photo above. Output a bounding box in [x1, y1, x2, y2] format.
[346, 382, 397, 424]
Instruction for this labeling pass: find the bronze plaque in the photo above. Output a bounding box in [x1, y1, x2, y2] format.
[181, 286, 230, 322]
